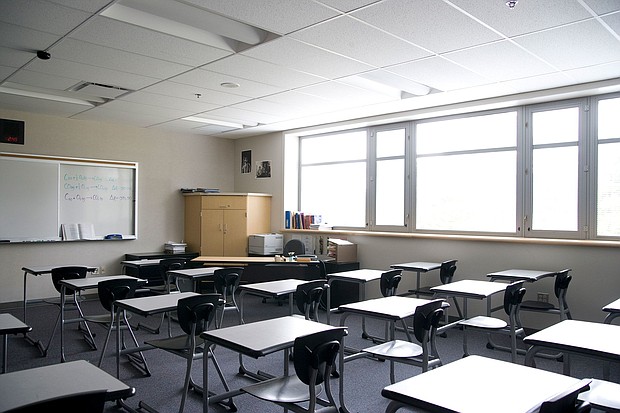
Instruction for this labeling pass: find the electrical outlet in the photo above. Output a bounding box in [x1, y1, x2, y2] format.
[537, 292, 549, 303]
[92, 267, 99, 275]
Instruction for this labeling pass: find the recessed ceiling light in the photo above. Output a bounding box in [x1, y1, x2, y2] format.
[220, 82, 240, 89]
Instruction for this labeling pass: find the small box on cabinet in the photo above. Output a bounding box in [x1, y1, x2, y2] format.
[327, 238, 357, 262]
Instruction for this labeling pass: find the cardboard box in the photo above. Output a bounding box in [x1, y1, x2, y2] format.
[327, 238, 357, 262]
[248, 233, 283, 255]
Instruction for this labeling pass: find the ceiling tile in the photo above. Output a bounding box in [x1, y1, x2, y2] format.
[291, 15, 431, 67]
[119, 90, 221, 113]
[352, 0, 502, 54]
[142, 81, 251, 107]
[316, 0, 381, 13]
[201, 106, 285, 124]
[0, 0, 92, 35]
[171, 68, 284, 98]
[7, 69, 81, 91]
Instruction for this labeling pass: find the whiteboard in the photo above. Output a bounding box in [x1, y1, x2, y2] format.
[0, 153, 138, 242]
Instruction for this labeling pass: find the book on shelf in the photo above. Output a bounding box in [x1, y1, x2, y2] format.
[61, 223, 96, 240]
[286, 211, 324, 229]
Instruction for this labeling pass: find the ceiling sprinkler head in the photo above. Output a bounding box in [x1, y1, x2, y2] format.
[506, 0, 518, 9]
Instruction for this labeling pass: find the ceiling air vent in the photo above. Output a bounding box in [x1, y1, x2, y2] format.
[70, 82, 132, 99]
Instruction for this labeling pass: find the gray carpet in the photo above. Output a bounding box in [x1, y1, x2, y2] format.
[3, 294, 618, 413]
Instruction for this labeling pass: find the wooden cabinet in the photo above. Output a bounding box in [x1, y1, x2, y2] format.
[184, 193, 271, 256]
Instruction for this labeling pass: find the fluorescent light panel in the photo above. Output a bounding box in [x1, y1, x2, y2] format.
[360, 71, 431, 97]
[183, 116, 257, 129]
[102, 0, 273, 51]
[0, 86, 97, 107]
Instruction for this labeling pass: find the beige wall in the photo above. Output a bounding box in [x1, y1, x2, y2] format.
[0, 109, 234, 303]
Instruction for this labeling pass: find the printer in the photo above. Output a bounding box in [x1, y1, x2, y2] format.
[248, 233, 283, 256]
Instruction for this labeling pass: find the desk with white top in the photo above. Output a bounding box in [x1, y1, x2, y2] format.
[381, 355, 590, 413]
[113, 292, 200, 378]
[59, 275, 144, 363]
[200, 316, 343, 413]
[237, 279, 310, 323]
[0, 313, 31, 374]
[325, 269, 385, 326]
[487, 268, 557, 282]
[603, 298, 620, 324]
[20, 264, 97, 355]
[524, 319, 620, 380]
[390, 261, 441, 298]
[0, 359, 136, 413]
[166, 267, 223, 293]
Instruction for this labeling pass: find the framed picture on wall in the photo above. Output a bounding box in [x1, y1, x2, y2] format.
[241, 150, 251, 174]
[256, 160, 271, 178]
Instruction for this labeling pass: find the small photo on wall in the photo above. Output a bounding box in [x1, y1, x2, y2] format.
[256, 160, 271, 178]
[241, 150, 251, 174]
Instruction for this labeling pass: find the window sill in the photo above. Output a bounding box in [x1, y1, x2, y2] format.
[280, 229, 620, 248]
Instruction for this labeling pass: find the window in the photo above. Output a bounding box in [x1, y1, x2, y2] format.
[295, 92, 620, 241]
[596, 96, 620, 237]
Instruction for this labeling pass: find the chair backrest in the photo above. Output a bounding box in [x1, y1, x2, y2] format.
[158, 258, 187, 285]
[295, 280, 328, 321]
[97, 278, 138, 312]
[292, 327, 347, 386]
[5, 389, 108, 413]
[213, 267, 243, 299]
[50, 266, 88, 295]
[412, 299, 445, 343]
[283, 239, 305, 256]
[554, 269, 572, 298]
[379, 269, 402, 297]
[176, 294, 222, 337]
[439, 259, 458, 285]
[503, 281, 526, 316]
[539, 379, 592, 413]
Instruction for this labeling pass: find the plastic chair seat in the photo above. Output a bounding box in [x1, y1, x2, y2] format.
[363, 340, 423, 359]
[459, 316, 508, 329]
[578, 379, 620, 412]
[243, 375, 323, 404]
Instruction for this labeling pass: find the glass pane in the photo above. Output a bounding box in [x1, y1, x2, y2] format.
[417, 111, 517, 154]
[300, 163, 366, 227]
[377, 128, 405, 158]
[376, 159, 404, 226]
[533, 107, 579, 145]
[416, 151, 516, 232]
[597, 141, 620, 236]
[532, 147, 578, 231]
[598, 97, 620, 141]
[301, 131, 366, 164]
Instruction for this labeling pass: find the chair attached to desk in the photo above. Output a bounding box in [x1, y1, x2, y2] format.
[351, 299, 445, 384]
[458, 281, 526, 363]
[520, 269, 572, 321]
[43, 266, 96, 356]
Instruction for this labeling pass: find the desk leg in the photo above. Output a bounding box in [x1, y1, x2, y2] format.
[22, 271, 45, 355]
[2, 334, 7, 373]
[60, 285, 66, 362]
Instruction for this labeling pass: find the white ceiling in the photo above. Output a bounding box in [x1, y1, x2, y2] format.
[1, 0, 619, 139]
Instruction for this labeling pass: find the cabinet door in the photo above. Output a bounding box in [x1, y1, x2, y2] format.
[202, 209, 224, 255]
[223, 209, 247, 256]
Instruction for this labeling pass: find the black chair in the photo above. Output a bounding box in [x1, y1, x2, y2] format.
[141, 294, 228, 413]
[284, 239, 305, 257]
[212, 267, 243, 327]
[520, 269, 572, 321]
[43, 266, 96, 356]
[359, 299, 445, 384]
[294, 279, 329, 322]
[82, 279, 147, 372]
[540, 378, 592, 413]
[5, 389, 108, 413]
[241, 327, 347, 413]
[416, 259, 462, 320]
[458, 281, 526, 363]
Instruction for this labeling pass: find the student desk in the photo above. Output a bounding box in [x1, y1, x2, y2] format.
[381, 355, 589, 413]
[487, 268, 557, 282]
[58, 275, 144, 363]
[20, 264, 97, 355]
[603, 298, 620, 324]
[166, 267, 223, 293]
[0, 313, 31, 374]
[430, 279, 507, 333]
[0, 359, 136, 413]
[237, 279, 310, 323]
[389, 261, 441, 298]
[524, 319, 620, 380]
[325, 269, 385, 326]
[113, 292, 199, 378]
[200, 316, 343, 413]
